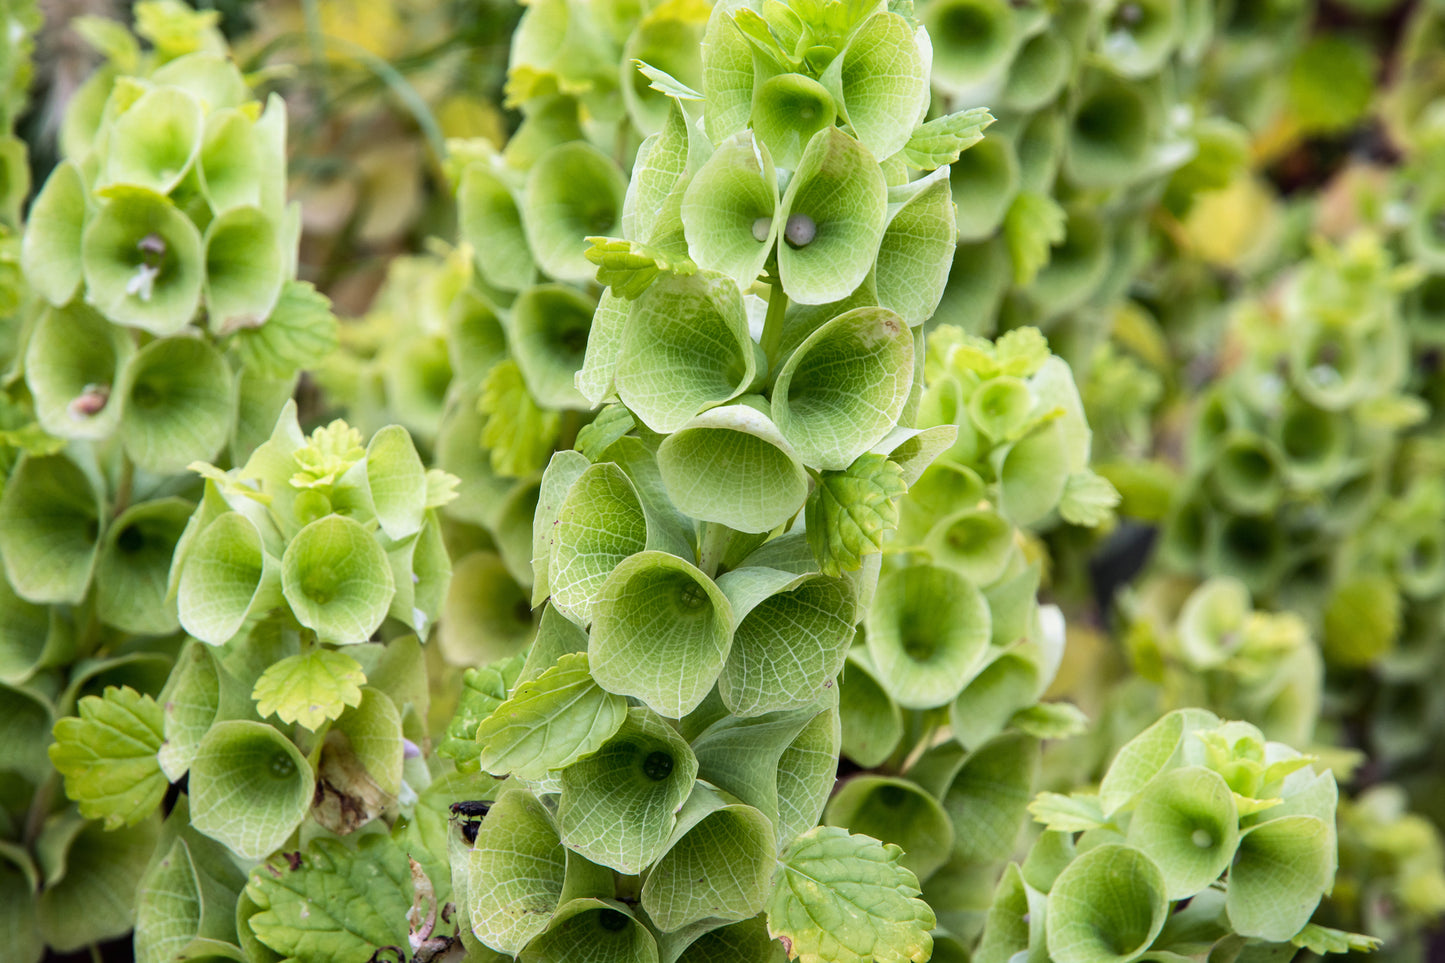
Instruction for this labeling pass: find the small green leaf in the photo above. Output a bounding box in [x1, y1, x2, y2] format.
[233, 281, 339, 378]
[585, 236, 697, 299]
[1028, 793, 1106, 834]
[1291, 924, 1383, 955]
[474, 652, 628, 780]
[575, 405, 635, 462]
[1004, 191, 1066, 288]
[438, 656, 525, 772]
[478, 360, 561, 478]
[901, 107, 995, 170]
[49, 685, 167, 830]
[245, 835, 411, 962]
[1058, 470, 1120, 528]
[766, 826, 935, 963]
[1009, 702, 1090, 740]
[252, 649, 366, 731]
[807, 453, 906, 577]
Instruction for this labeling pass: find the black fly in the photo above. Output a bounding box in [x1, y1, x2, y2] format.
[449, 800, 492, 844]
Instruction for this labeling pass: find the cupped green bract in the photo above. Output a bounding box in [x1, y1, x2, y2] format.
[950, 135, 1018, 242]
[547, 461, 649, 623]
[924, 505, 1017, 586]
[189, 720, 314, 860]
[510, 283, 596, 409]
[1208, 431, 1284, 515]
[820, 12, 928, 162]
[197, 108, 262, 215]
[177, 511, 278, 645]
[773, 307, 913, 470]
[468, 787, 568, 954]
[36, 813, 162, 953]
[615, 272, 762, 433]
[98, 85, 202, 195]
[133, 822, 247, 963]
[1045, 844, 1168, 963]
[1098, 708, 1221, 816]
[622, 7, 706, 136]
[589, 551, 734, 718]
[281, 514, 395, 645]
[0, 452, 105, 605]
[363, 424, 427, 540]
[656, 404, 809, 534]
[865, 564, 991, 709]
[149, 51, 249, 110]
[716, 567, 855, 717]
[874, 170, 957, 328]
[1099, 0, 1181, 77]
[459, 161, 536, 291]
[21, 160, 89, 306]
[838, 652, 904, 768]
[665, 916, 786, 963]
[824, 776, 954, 881]
[641, 786, 776, 933]
[24, 302, 133, 440]
[995, 420, 1070, 526]
[1125, 765, 1240, 899]
[1001, 25, 1073, 112]
[557, 707, 698, 873]
[1029, 206, 1110, 315]
[1226, 814, 1336, 941]
[118, 335, 235, 473]
[1063, 71, 1160, 190]
[523, 141, 627, 283]
[95, 497, 191, 634]
[942, 732, 1040, 865]
[681, 131, 779, 288]
[82, 186, 204, 335]
[202, 205, 284, 332]
[922, 0, 1019, 96]
[751, 73, 837, 172]
[521, 898, 659, 963]
[777, 127, 889, 306]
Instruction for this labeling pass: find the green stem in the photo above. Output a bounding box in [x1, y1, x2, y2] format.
[22, 771, 59, 848]
[760, 281, 789, 370]
[697, 521, 736, 578]
[112, 455, 135, 519]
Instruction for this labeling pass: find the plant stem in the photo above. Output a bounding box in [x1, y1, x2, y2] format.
[113, 455, 135, 518]
[760, 281, 789, 370]
[22, 771, 58, 847]
[697, 521, 735, 578]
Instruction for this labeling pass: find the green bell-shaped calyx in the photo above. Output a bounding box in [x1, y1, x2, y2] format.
[0, 453, 106, 604]
[281, 514, 396, 645]
[177, 510, 280, 645]
[21, 160, 89, 306]
[97, 85, 203, 195]
[557, 707, 699, 873]
[922, 0, 1021, 97]
[776, 127, 889, 305]
[615, 272, 763, 433]
[459, 159, 536, 291]
[641, 785, 776, 933]
[468, 787, 569, 954]
[751, 73, 837, 172]
[188, 720, 314, 859]
[118, 335, 236, 474]
[1045, 844, 1168, 963]
[202, 205, 285, 332]
[1063, 71, 1162, 190]
[773, 306, 914, 471]
[874, 169, 958, 328]
[716, 566, 855, 716]
[522, 899, 660, 963]
[1125, 766, 1240, 899]
[866, 564, 991, 709]
[1226, 814, 1336, 941]
[510, 283, 596, 409]
[824, 776, 954, 882]
[681, 131, 780, 288]
[818, 11, 929, 162]
[82, 186, 204, 335]
[95, 497, 192, 635]
[24, 302, 134, 441]
[657, 403, 809, 534]
[522, 141, 627, 283]
[544, 461, 650, 623]
[1098, 0, 1181, 78]
[590, 551, 734, 718]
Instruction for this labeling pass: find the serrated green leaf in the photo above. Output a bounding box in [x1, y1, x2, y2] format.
[438, 656, 526, 772]
[901, 107, 994, 170]
[766, 826, 935, 963]
[474, 652, 628, 780]
[252, 649, 366, 731]
[806, 453, 906, 577]
[585, 236, 697, 299]
[246, 835, 411, 962]
[1058, 471, 1120, 528]
[1028, 793, 1106, 833]
[479, 359, 561, 478]
[49, 685, 167, 830]
[234, 281, 339, 379]
[1291, 923, 1383, 955]
[1004, 191, 1066, 288]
